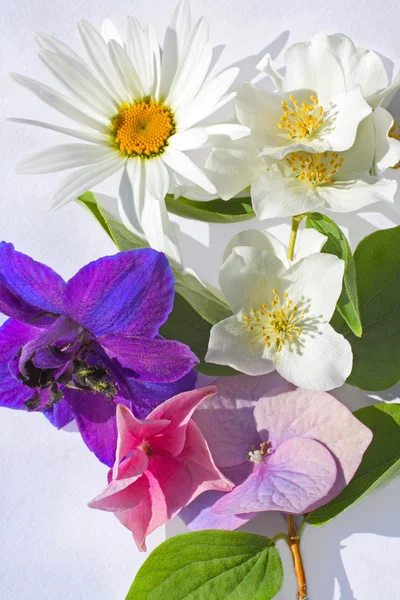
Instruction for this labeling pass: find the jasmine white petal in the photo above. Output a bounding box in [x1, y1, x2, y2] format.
[373, 107, 400, 173]
[205, 316, 274, 376]
[223, 230, 288, 266]
[49, 154, 123, 210]
[10, 73, 109, 131]
[8, 118, 110, 145]
[206, 138, 264, 200]
[16, 144, 116, 174]
[294, 229, 327, 261]
[256, 53, 284, 89]
[320, 88, 371, 153]
[372, 72, 400, 109]
[281, 253, 345, 321]
[235, 83, 282, 147]
[204, 124, 250, 145]
[219, 247, 285, 314]
[169, 128, 208, 151]
[251, 171, 321, 220]
[317, 176, 397, 211]
[283, 40, 347, 102]
[162, 147, 216, 193]
[274, 324, 352, 391]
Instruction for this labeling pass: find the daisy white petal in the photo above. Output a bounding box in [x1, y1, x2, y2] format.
[176, 67, 239, 129]
[159, 0, 192, 98]
[146, 155, 170, 200]
[101, 19, 124, 46]
[126, 17, 155, 97]
[49, 154, 123, 210]
[38, 48, 118, 116]
[169, 128, 208, 151]
[16, 144, 116, 174]
[10, 73, 109, 131]
[78, 20, 126, 103]
[118, 159, 145, 235]
[8, 118, 110, 145]
[162, 146, 216, 193]
[34, 32, 86, 65]
[108, 40, 142, 101]
[166, 17, 212, 109]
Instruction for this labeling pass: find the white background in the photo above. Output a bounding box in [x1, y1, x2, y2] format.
[1, 0, 400, 598]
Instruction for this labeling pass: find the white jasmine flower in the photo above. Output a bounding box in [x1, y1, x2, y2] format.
[308, 33, 400, 175]
[205, 230, 352, 391]
[10, 1, 243, 262]
[233, 36, 372, 161]
[209, 116, 397, 218]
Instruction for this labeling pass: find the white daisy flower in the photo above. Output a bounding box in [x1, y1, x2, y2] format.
[10, 1, 243, 263]
[205, 229, 353, 391]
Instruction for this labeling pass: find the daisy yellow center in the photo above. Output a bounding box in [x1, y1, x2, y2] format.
[112, 101, 176, 157]
[286, 151, 344, 185]
[389, 121, 400, 169]
[243, 289, 306, 353]
[277, 94, 324, 139]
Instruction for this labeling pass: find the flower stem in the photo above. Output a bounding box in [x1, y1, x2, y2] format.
[287, 214, 308, 261]
[287, 515, 308, 599]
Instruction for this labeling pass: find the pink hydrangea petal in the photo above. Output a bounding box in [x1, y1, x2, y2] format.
[180, 421, 234, 500]
[149, 386, 217, 456]
[254, 388, 373, 508]
[88, 472, 149, 512]
[213, 436, 337, 516]
[114, 488, 152, 552]
[115, 404, 170, 468]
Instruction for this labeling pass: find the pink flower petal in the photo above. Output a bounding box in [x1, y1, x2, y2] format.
[193, 373, 294, 468]
[88, 472, 149, 512]
[213, 436, 337, 516]
[149, 386, 217, 456]
[253, 388, 373, 509]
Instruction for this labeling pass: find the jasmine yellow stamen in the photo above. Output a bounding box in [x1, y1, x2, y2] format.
[277, 94, 325, 139]
[286, 151, 344, 185]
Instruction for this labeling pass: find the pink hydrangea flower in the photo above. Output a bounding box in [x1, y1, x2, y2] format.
[89, 386, 233, 550]
[181, 373, 373, 531]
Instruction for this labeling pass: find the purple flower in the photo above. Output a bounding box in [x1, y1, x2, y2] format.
[0, 242, 198, 466]
[181, 372, 372, 531]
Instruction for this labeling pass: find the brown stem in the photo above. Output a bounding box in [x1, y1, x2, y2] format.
[287, 515, 308, 599]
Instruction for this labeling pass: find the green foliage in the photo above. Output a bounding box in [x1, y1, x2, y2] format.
[126, 530, 283, 600]
[306, 403, 400, 525]
[77, 193, 237, 377]
[344, 226, 400, 390]
[165, 194, 255, 223]
[306, 212, 362, 337]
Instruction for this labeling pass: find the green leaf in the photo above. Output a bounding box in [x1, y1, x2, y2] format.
[306, 403, 400, 526]
[160, 293, 238, 376]
[126, 530, 283, 600]
[345, 226, 400, 390]
[166, 194, 256, 223]
[306, 212, 362, 337]
[77, 193, 238, 377]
